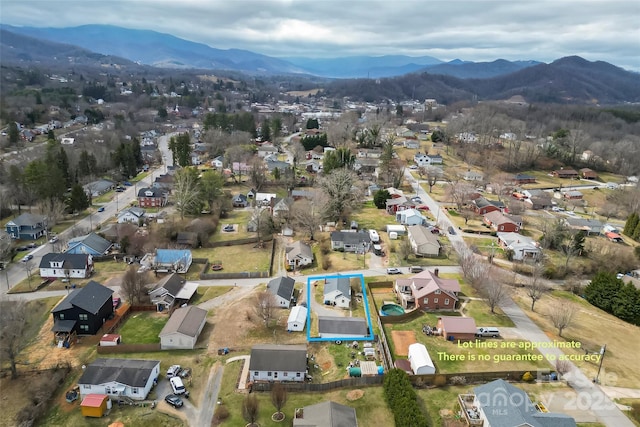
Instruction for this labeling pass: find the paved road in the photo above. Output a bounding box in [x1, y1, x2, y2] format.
[404, 169, 635, 427]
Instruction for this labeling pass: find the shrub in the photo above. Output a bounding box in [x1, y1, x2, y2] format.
[450, 375, 467, 385]
[322, 258, 332, 270]
[384, 369, 429, 427]
[522, 371, 535, 382]
[214, 405, 230, 421]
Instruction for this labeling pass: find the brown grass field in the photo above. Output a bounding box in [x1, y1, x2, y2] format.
[391, 330, 417, 356]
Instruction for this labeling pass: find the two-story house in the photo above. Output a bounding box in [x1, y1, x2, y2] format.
[137, 187, 167, 208]
[51, 280, 113, 336]
[5, 213, 47, 240]
[39, 253, 94, 280]
[395, 269, 460, 310]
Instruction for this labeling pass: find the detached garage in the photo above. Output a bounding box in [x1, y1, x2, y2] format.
[408, 343, 435, 375]
[287, 305, 307, 332]
[81, 394, 110, 417]
[159, 306, 208, 350]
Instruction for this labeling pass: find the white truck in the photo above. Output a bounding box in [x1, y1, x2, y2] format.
[475, 327, 500, 338]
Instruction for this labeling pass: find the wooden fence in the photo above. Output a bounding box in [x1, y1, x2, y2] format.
[250, 375, 383, 392]
[209, 235, 273, 248]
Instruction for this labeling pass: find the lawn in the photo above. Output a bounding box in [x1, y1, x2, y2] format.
[42, 403, 185, 427]
[191, 243, 272, 273]
[351, 203, 395, 232]
[461, 299, 515, 327]
[118, 312, 168, 344]
[385, 313, 549, 373]
[510, 287, 640, 389]
[210, 209, 252, 242]
[190, 286, 233, 305]
[216, 361, 394, 427]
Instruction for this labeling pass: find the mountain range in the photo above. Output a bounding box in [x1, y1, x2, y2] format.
[1, 24, 639, 104]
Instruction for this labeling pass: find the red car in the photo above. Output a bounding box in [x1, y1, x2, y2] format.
[113, 297, 121, 309]
[417, 205, 430, 211]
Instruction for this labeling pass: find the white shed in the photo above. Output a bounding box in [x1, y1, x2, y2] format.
[159, 306, 208, 350]
[386, 224, 406, 235]
[408, 343, 435, 375]
[287, 305, 308, 332]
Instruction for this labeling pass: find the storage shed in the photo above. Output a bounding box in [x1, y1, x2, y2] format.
[385, 224, 407, 235]
[80, 394, 110, 417]
[408, 343, 435, 375]
[99, 334, 121, 347]
[287, 305, 308, 332]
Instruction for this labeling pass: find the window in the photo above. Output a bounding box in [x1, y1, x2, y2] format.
[79, 314, 88, 321]
[296, 372, 301, 377]
[435, 289, 441, 294]
[434, 298, 439, 304]
[445, 299, 450, 305]
[80, 325, 89, 332]
[59, 314, 65, 320]
[132, 388, 139, 394]
[267, 371, 272, 377]
[423, 298, 428, 304]
[83, 385, 91, 390]
[284, 372, 288, 377]
[254, 371, 258, 376]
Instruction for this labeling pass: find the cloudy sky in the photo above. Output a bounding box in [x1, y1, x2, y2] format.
[2, 0, 639, 69]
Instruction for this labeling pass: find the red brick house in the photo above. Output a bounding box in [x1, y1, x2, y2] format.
[552, 169, 579, 179]
[513, 173, 536, 184]
[137, 187, 168, 208]
[580, 168, 599, 179]
[471, 197, 504, 215]
[483, 211, 520, 232]
[395, 269, 460, 310]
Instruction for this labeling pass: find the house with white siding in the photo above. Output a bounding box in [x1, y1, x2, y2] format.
[248, 344, 307, 382]
[77, 358, 160, 401]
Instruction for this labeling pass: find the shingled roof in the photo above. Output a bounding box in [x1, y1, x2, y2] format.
[52, 281, 113, 315]
[78, 358, 160, 388]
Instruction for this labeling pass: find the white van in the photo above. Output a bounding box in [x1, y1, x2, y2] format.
[475, 327, 500, 338]
[170, 376, 186, 395]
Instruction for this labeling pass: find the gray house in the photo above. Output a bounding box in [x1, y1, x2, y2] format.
[330, 231, 371, 253]
[5, 213, 47, 240]
[285, 241, 314, 268]
[318, 317, 369, 339]
[323, 277, 352, 308]
[248, 344, 307, 383]
[293, 401, 358, 427]
[78, 358, 160, 401]
[563, 218, 604, 235]
[267, 276, 296, 308]
[159, 306, 208, 350]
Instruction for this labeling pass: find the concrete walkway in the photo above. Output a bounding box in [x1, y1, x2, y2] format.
[227, 355, 251, 390]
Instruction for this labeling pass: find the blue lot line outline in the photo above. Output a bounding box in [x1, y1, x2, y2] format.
[306, 273, 375, 342]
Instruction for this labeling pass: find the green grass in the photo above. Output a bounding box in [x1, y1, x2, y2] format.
[210, 210, 252, 242]
[42, 404, 185, 427]
[216, 361, 394, 426]
[190, 286, 233, 305]
[351, 204, 394, 232]
[118, 312, 168, 344]
[462, 299, 515, 327]
[191, 243, 272, 273]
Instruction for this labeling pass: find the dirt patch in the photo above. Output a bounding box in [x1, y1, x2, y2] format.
[391, 331, 417, 356]
[370, 287, 394, 294]
[346, 389, 364, 401]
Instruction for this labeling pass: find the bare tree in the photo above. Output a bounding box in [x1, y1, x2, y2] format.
[555, 359, 572, 379]
[318, 168, 362, 222]
[0, 231, 11, 290]
[248, 157, 267, 191]
[526, 263, 548, 312]
[446, 181, 475, 210]
[242, 394, 259, 426]
[483, 280, 509, 314]
[490, 172, 514, 201]
[548, 301, 578, 337]
[121, 265, 148, 305]
[292, 193, 327, 241]
[455, 243, 490, 288]
[255, 291, 278, 327]
[173, 167, 201, 220]
[0, 299, 29, 378]
[423, 166, 443, 193]
[271, 383, 288, 419]
[398, 238, 413, 261]
[460, 208, 474, 225]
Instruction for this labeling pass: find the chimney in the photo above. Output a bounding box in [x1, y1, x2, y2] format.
[434, 268, 439, 277]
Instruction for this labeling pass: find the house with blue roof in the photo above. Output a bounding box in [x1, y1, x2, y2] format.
[153, 249, 192, 273]
[5, 213, 47, 240]
[66, 233, 113, 256]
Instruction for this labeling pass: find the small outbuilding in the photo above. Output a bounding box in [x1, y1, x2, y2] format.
[159, 305, 208, 350]
[287, 305, 308, 332]
[80, 394, 110, 418]
[408, 343, 436, 375]
[99, 334, 121, 347]
[437, 316, 477, 341]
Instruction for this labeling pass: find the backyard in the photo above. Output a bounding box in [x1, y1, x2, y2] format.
[191, 243, 272, 274]
[118, 311, 168, 344]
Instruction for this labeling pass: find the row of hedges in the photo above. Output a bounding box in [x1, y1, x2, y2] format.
[383, 369, 430, 427]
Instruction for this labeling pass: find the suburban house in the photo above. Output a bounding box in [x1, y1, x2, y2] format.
[483, 211, 520, 233]
[211, 155, 224, 169]
[5, 213, 47, 240]
[563, 218, 604, 235]
[66, 233, 112, 256]
[437, 316, 477, 341]
[232, 194, 249, 207]
[395, 269, 460, 310]
[330, 231, 371, 253]
[256, 192, 277, 206]
[257, 145, 278, 158]
[77, 358, 161, 401]
[248, 344, 308, 383]
[407, 225, 441, 257]
[472, 197, 504, 215]
[323, 277, 352, 308]
[287, 305, 308, 332]
[552, 169, 579, 179]
[396, 208, 427, 226]
[293, 401, 358, 427]
[267, 276, 296, 308]
[357, 148, 382, 158]
[385, 196, 416, 214]
[39, 253, 94, 280]
[580, 168, 599, 179]
[526, 194, 554, 210]
[159, 305, 208, 350]
[318, 316, 369, 339]
[117, 207, 146, 224]
[272, 197, 292, 217]
[148, 273, 199, 312]
[305, 160, 321, 173]
[404, 139, 420, 149]
[458, 379, 577, 427]
[497, 232, 542, 261]
[563, 190, 583, 200]
[408, 343, 436, 375]
[152, 249, 193, 273]
[137, 187, 168, 208]
[51, 281, 113, 336]
[100, 223, 138, 243]
[176, 232, 198, 248]
[513, 173, 536, 184]
[285, 241, 314, 268]
[83, 180, 115, 197]
[461, 170, 484, 181]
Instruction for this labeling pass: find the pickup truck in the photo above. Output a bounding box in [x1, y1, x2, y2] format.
[475, 327, 500, 338]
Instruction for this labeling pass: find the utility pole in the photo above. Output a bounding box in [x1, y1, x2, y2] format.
[595, 344, 607, 383]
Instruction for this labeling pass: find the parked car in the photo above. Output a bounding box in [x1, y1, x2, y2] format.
[97, 207, 105, 212]
[27, 242, 38, 249]
[123, 181, 132, 186]
[475, 327, 500, 338]
[22, 254, 34, 262]
[170, 376, 187, 395]
[222, 224, 234, 232]
[412, 197, 423, 204]
[386, 267, 402, 275]
[49, 236, 59, 243]
[165, 394, 184, 408]
[448, 226, 456, 235]
[166, 365, 181, 378]
[113, 297, 121, 309]
[409, 266, 424, 273]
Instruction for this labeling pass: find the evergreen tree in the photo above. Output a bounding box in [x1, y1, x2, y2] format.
[373, 189, 391, 209]
[305, 118, 319, 129]
[7, 122, 19, 145]
[168, 133, 191, 167]
[67, 184, 90, 213]
[584, 272, 623, 314]
[624, 213, 639, 236]
[261, 119, 271, 141]
[613, 283, 640, 325]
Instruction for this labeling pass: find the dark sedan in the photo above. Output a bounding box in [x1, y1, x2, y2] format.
[165, 394, 184, 408]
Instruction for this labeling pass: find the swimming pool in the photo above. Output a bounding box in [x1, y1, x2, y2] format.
[380, 303, 405, 316]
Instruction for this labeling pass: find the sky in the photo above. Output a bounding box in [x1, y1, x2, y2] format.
[2, 0, 639, 70]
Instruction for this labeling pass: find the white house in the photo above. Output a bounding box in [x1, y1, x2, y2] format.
[496, 232, 542, 261]
[323, 277, 351, 308]
[267, 276, 296, 308]
[396, 208, 427, 226]
[248, 344, 307, 382]
[408, 343, 436, 375]
[407, 225, 441, 257]
[285, 241, 314, 268]
[77, 358, 160, 401]
[255, 192, 277, 206]
[39, 253, 94, 279]
[287, 305, 308, 332]
[159, 306, 208, 350]
[117, 207, 145, 224]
